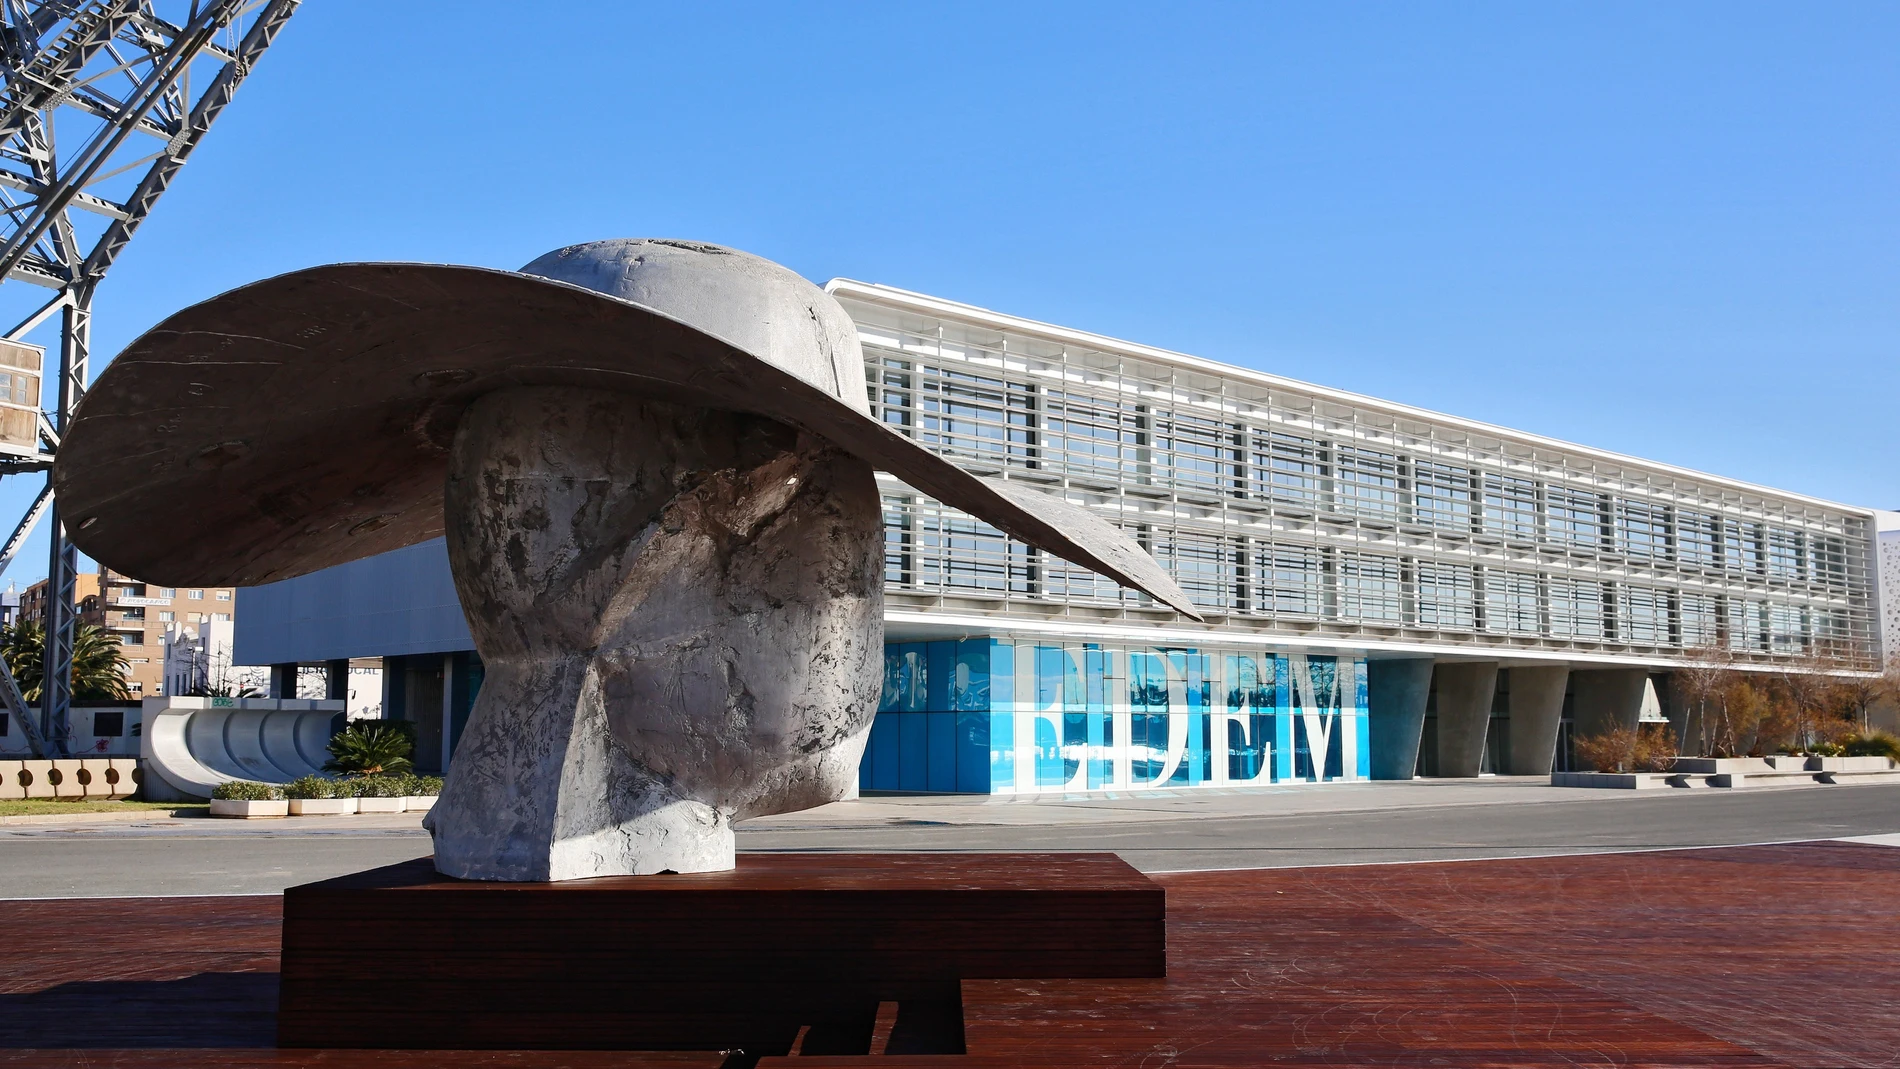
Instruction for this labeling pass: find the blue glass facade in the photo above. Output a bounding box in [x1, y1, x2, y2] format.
[860, 638, 1371, 794]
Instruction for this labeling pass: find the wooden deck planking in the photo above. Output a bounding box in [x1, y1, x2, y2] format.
[3, 841, 1898, 1067]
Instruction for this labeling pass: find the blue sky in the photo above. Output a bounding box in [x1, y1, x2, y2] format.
[5, 1, 1895, 585]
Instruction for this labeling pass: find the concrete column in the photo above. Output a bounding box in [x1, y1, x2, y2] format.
[1663, 672, 1703, 754]
[440, 652, 455, 776]
[1570, 668, 1648, 738]
[270, 663, 298, 699]
[379, 656, 401, 721]
[324, 659, 349, 702]
[1433, 661, 1498, 778]
[1505, 666, 1569, 774]
[1367, 659, 1433, 780]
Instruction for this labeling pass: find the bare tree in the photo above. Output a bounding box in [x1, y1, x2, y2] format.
[1674, 643, 1731, 757]
[1833, 668, 1884, 735]
[1771, 648, 1855, 752]
[201, 642, 267, 698]
[1727, 675, 1769, 757]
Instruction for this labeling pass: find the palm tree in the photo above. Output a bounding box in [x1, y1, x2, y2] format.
[72, 625, 133, 701]
[1, 619, 43, 700]
[1, 620, 132, 702]
[324, 721, 415, 777]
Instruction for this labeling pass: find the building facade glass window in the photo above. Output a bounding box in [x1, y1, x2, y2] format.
[1617, 500, 1674, 560]
[1251, 430, 1327, 511]
[1414, 562, 1477, 630]
[1678, 510, 1722, 568]
[842, 285, 1878, 669]
[1412, 460, 1474, 531]
[1618, 585, 1672, 645]
[1545, 486, 1606, 550]
[1337, 552, 1403, 623]
[1482, 570, 1541, 634]
[1334, 445, 1404, 522]
[1481, 475, 1539, 542]
[1259, 544, 1325, 617]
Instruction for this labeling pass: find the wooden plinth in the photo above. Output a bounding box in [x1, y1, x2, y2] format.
[277, 852, 1164, 1054]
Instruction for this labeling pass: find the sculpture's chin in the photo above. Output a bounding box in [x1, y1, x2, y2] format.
[423, 387, 884, 881]
[728, 724, 875, 820]
[429, 787, 738, 880]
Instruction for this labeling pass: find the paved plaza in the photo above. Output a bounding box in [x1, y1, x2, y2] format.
[5, 781, 1899, 1066]
[5, 839, 1899, 1066]
[3, 778, 1897, 898]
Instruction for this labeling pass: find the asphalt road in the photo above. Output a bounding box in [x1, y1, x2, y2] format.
[3, 780, 1897, 898]
[748, 783, 1900, 870]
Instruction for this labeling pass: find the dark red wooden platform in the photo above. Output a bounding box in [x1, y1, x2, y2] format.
[4, 841, 1899, 1067]
[279, 853, 1164, 1054]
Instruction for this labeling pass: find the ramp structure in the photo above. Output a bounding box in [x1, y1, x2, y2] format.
[0, 0, 300, 756]
[139, 696, 343, 799]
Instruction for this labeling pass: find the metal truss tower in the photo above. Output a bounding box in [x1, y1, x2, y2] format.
[0, 0, 297, 757]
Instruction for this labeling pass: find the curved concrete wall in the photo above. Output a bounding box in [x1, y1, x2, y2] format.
[139, 697, 345, 800]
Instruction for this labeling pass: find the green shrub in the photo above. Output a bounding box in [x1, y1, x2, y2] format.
[386, 773, 444, 796]
[285, 775, 336, 800]
[212, 780, 283, 801]
[324, 720, 415, 777]
[1809, 740, 1846, 757]
[1844, 731, 1900, 760]
[354, 775, 408, 798]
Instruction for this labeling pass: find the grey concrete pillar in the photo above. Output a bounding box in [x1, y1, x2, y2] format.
[1434, 661, 1498, 778]
[1367, 658, 1433, 780]
[324, 659, 349, 702]
[270, 663, 298, 699]
[1663, 672, 1702, 754]
[1506, 666, 1569, 775]
[1570, 668, 1648, 739]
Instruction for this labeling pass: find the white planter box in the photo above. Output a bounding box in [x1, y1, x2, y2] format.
[289, 797, 359, 816]
[404, 795, 436, 812]
[355, 796, 405, 813]
[1809, 756, 1896, 773]
[210, 798, 288, 818]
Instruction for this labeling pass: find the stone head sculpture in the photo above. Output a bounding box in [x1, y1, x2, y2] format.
[54, 239, 1199, 880]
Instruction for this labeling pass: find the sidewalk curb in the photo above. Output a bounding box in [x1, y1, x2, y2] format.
[0, 808, 207, 826]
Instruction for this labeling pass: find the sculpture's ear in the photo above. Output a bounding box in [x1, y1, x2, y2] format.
[974, 478, 1205, 622]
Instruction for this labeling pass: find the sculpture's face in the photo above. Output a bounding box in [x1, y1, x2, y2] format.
[433, 384, 886, 880]
[584, 420, 886, 818]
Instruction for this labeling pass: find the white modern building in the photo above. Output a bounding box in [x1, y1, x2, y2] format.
[236, 281, 1897, 790]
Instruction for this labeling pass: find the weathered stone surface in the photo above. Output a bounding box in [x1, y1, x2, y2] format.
[424, 387, 883, 880]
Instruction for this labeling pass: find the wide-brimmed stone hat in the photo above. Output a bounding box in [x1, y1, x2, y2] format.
[54, 238, 1198, 617]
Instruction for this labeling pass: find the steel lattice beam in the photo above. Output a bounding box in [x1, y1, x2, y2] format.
[0, 0, 298, 756]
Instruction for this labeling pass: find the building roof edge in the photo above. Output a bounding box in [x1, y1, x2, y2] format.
[826, 278, 1872, 520]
